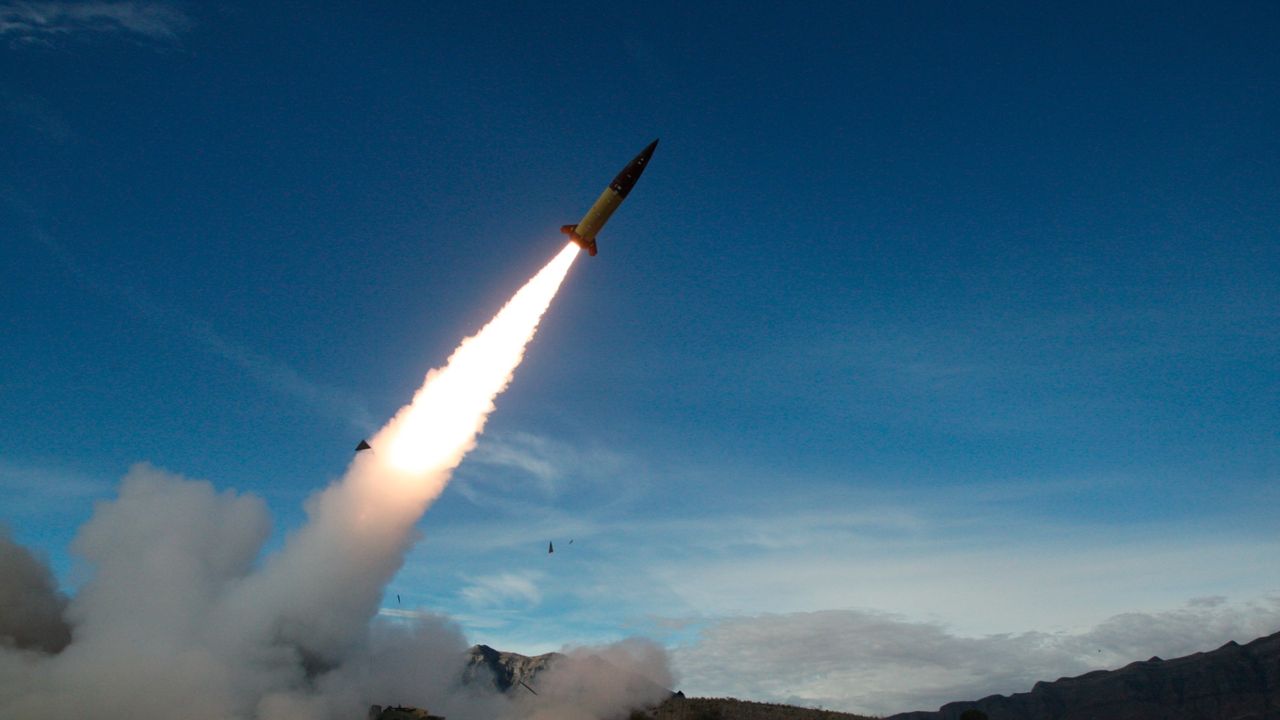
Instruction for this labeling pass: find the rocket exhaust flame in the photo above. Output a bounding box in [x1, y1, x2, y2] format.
[380, 241, 580, 476]
[221, 241, 580, 663]
[0, 242, 679, 720]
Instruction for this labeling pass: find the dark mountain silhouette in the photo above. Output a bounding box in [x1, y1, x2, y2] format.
[888, 629, 1280, 720]
[646, 695, 875, 719]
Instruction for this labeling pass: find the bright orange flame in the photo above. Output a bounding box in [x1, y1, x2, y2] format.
[222, 242, 579, 659]
[377, 241, 579, 477]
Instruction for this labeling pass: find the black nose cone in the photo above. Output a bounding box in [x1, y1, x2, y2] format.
[611, 139, 660, 197]
[639, 138, 659, 162]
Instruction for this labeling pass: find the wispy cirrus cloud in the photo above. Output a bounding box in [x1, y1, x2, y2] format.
[29, 229, 374, 431]
[460, 431, 628, 500]
[0, 459, 112, 517]
[468, 432, 562, 489]
[1, 1, 190, 47]
[459, 571, 544, 608]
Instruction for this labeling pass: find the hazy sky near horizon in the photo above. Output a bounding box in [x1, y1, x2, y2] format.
[2, 1, 1278, 713]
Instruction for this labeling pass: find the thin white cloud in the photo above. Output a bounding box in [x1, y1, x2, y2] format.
[180, 315, 376, 431]
[376, 607, 437, 621]
[672, 597, 1280, 716]
[0, 459, 112, 517]
[471, 433, 562, 484]
[460, 571, 543, 608]
[29, 229, 374, 430]
[0, 1, 190, 46]
[399, 470, 1280, 651]
[459, 431, 629, 501]
[645, 519, 1280, 636]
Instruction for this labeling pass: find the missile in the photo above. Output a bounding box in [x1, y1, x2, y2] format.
[561, 139, 658, 256]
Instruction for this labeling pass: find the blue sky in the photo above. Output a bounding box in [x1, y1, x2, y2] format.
[2, 1, 1278, 713]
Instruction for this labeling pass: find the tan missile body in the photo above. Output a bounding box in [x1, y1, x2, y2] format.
[561, 139, 658, 256]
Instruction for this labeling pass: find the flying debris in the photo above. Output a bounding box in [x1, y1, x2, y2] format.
[561, 139, 659, 256]
[518, 679, 538, 696]
[355, 439, 372, 452]
[396, 594, 401, 606]
[548, 541, 554, 554]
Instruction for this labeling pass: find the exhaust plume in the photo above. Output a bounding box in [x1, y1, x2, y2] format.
[0, 526, 71, 653]
[223, 241, 580, 663]
[519, 639, 675, 720]
[0, 243, 640, 720]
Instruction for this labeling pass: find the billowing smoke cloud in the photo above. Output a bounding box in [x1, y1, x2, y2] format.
[0, 243, 673, 719]
[0, 464, 506, 719]
[519, 639, 675, 720]
[0, 525, 71, 653]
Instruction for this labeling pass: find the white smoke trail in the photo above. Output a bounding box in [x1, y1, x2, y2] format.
[0, 242, 585, 720]
[226, 241, 582, 664]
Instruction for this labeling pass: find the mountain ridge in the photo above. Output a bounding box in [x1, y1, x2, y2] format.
[887, 629, 1280, 720]
[461, 629, 1280, 718]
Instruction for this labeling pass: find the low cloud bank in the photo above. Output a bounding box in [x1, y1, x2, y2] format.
[674, 599, 1280, 715]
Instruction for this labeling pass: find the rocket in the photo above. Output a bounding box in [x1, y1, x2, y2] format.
[561, 139, 658, 256]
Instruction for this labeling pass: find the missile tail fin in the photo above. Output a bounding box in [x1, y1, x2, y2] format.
[561, 225, 597, 255]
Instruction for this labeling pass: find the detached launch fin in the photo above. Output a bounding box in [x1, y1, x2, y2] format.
[356, 440, 372, 452]
[548, 541, 554, 554]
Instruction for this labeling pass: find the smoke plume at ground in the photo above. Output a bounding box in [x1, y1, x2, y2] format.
[0, 526, 71, 653]
[519, 639, 675, 720]
[0, 242, 673, 719]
